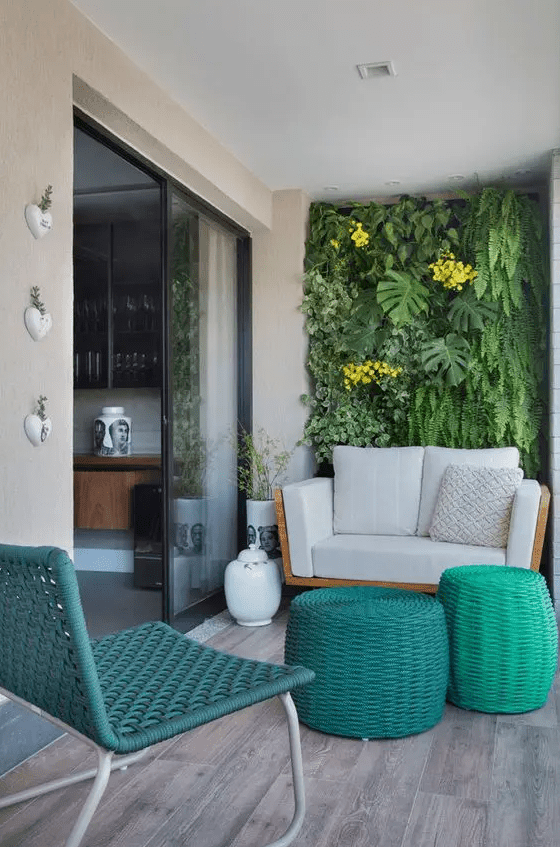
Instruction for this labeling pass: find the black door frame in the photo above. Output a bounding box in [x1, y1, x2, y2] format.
[73, 110, 252, 625]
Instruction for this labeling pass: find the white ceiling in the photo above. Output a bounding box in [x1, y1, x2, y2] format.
[71, 0, 560, 202]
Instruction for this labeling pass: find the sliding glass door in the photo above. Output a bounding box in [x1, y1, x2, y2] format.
[166, 191, 241, 628]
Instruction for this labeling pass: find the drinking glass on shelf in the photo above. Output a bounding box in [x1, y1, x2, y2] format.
[126, 295, 137, 331]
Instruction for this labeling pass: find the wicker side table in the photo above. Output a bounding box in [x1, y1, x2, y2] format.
[437, 565, 558, 713]
[284, 586, 449, 738]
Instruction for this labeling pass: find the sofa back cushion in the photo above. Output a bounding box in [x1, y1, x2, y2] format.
[333, 445, 425, 535]
[417, 446, 520, 537]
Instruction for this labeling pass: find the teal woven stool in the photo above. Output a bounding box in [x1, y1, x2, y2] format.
[284, 586, 449, 738]
[437, 565, 558, 713]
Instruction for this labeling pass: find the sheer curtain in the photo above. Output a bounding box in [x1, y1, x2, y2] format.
[199, 219, 238, 585]
[169, 195, 238, 620]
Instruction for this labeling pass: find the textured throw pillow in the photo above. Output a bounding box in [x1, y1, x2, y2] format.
[429, 464, 523, 548]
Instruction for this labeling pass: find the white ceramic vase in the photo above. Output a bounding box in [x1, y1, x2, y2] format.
[93, 406, 132, 456]
[24, 204, 52, 239]
[24, 306, 52, 341]
[224, 544, 282, 626]
[246, 499, 282, 564]
[24, 414, 52, 446]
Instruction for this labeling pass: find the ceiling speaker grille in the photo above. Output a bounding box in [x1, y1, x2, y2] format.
[356, 62, 396, 80]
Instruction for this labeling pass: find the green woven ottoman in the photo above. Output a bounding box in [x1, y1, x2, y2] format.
[437, 565, 558, 713]
[284, 586, 449, 738]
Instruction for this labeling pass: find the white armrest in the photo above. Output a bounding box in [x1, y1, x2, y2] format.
[506, 479, 541, 569]
[282, 478, 334, 577]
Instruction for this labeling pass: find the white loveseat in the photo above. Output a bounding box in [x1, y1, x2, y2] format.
[276, 446, 550, 592]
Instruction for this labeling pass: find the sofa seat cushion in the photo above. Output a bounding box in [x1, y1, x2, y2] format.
[417, 446, 520, 537]
[333, 445, 425, 536]
[311, 534, 506, 585]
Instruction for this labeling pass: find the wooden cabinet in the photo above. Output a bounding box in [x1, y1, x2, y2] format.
[74, 455, 161, 530]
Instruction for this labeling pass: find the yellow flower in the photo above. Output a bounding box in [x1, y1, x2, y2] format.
[342, 359, 402, 390]
[430, 253, 478, 291]
[349, 221, 370, 248]
[330, 239, 340, 249]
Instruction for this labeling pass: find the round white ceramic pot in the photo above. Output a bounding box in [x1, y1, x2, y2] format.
[224, 543, 282, 627]
[93, 406, 132, 456]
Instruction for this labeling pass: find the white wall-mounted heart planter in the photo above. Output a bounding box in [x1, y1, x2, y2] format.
[25, 204, 53, 239]
[24, 414, 52, 446]
[24, 306, 52, 341]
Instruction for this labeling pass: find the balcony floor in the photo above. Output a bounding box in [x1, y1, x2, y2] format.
[0, 607, 559, 847]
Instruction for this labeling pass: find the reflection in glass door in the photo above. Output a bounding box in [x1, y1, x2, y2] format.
[168, 192, 239, 627]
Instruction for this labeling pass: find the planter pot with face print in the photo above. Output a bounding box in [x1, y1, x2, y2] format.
[246, 499, 283, 569]
[93, 407, 132, 456]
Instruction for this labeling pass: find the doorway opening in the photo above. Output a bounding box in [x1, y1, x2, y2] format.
[73, 117, 249, 637]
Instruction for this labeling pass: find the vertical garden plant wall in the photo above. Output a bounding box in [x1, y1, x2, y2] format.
[301, 189, 547, 476]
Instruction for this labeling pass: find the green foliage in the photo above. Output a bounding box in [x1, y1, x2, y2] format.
[38, 185, 53, 213]
[420, 334, 471, 387]
[35, 395, 48, 421]
[30, 286, 46, 315]
[377, 270, 429, 326]
[301, 190, 547, 475]
[236, 427, 292, 501]
[447, 288, 499, 333]
[171, 212, 206, 497]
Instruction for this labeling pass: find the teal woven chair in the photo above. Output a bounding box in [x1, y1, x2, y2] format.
[0, 544, 314, 847]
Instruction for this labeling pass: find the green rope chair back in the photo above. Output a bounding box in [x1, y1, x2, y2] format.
[0, 544, 109, 741]
[0, 544, 316, 755]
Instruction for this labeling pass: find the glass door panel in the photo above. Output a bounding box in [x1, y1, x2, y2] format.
[168, 193, 238, 627]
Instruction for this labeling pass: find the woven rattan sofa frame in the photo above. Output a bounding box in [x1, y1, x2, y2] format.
[0, 544, 314, 847]
[275, 483, 550, 593]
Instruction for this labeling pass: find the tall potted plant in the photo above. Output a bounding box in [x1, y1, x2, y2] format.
[236, 427, 291, 562]
[170, 211, 207, 559]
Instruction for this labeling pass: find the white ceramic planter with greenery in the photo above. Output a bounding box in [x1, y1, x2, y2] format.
[24, 396, 52, 446]
[237, 427, 291, 567]
[25, 185, 53, 240]
[24, 286, 52, 341]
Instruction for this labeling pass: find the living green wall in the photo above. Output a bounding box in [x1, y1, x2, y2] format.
[301, 189, 547, 477]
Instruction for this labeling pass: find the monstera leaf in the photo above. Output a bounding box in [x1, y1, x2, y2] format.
[420, 334, 471, 386]
[341, 290, 387, 356]
[377, 269, 429, 327]
[447, 289, 500, 333]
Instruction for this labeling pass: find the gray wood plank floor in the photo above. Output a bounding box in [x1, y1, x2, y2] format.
[0, 609, 559, 847]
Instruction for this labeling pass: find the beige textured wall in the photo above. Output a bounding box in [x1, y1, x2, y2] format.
[0, 0, 74, 549]
[1, 0, 308, 551]
[252, 189, 315, 484]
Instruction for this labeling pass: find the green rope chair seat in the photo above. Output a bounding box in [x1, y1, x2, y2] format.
[92, 622, 313, 753]
[284, 586, 449, 738]
[0, 545, 314, 753]
[437, 565, 558, 713]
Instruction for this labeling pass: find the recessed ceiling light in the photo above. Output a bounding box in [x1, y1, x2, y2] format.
[356, 61, 397, 80]
[448, 174, 466, 181]
[323, 185, 339, 192]
[385, 180, 401, 186]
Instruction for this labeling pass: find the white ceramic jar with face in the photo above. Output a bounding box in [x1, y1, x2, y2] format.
[93, 406, 132, 456]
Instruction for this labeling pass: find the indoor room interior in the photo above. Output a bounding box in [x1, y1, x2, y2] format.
[1, 2, 560, 846]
